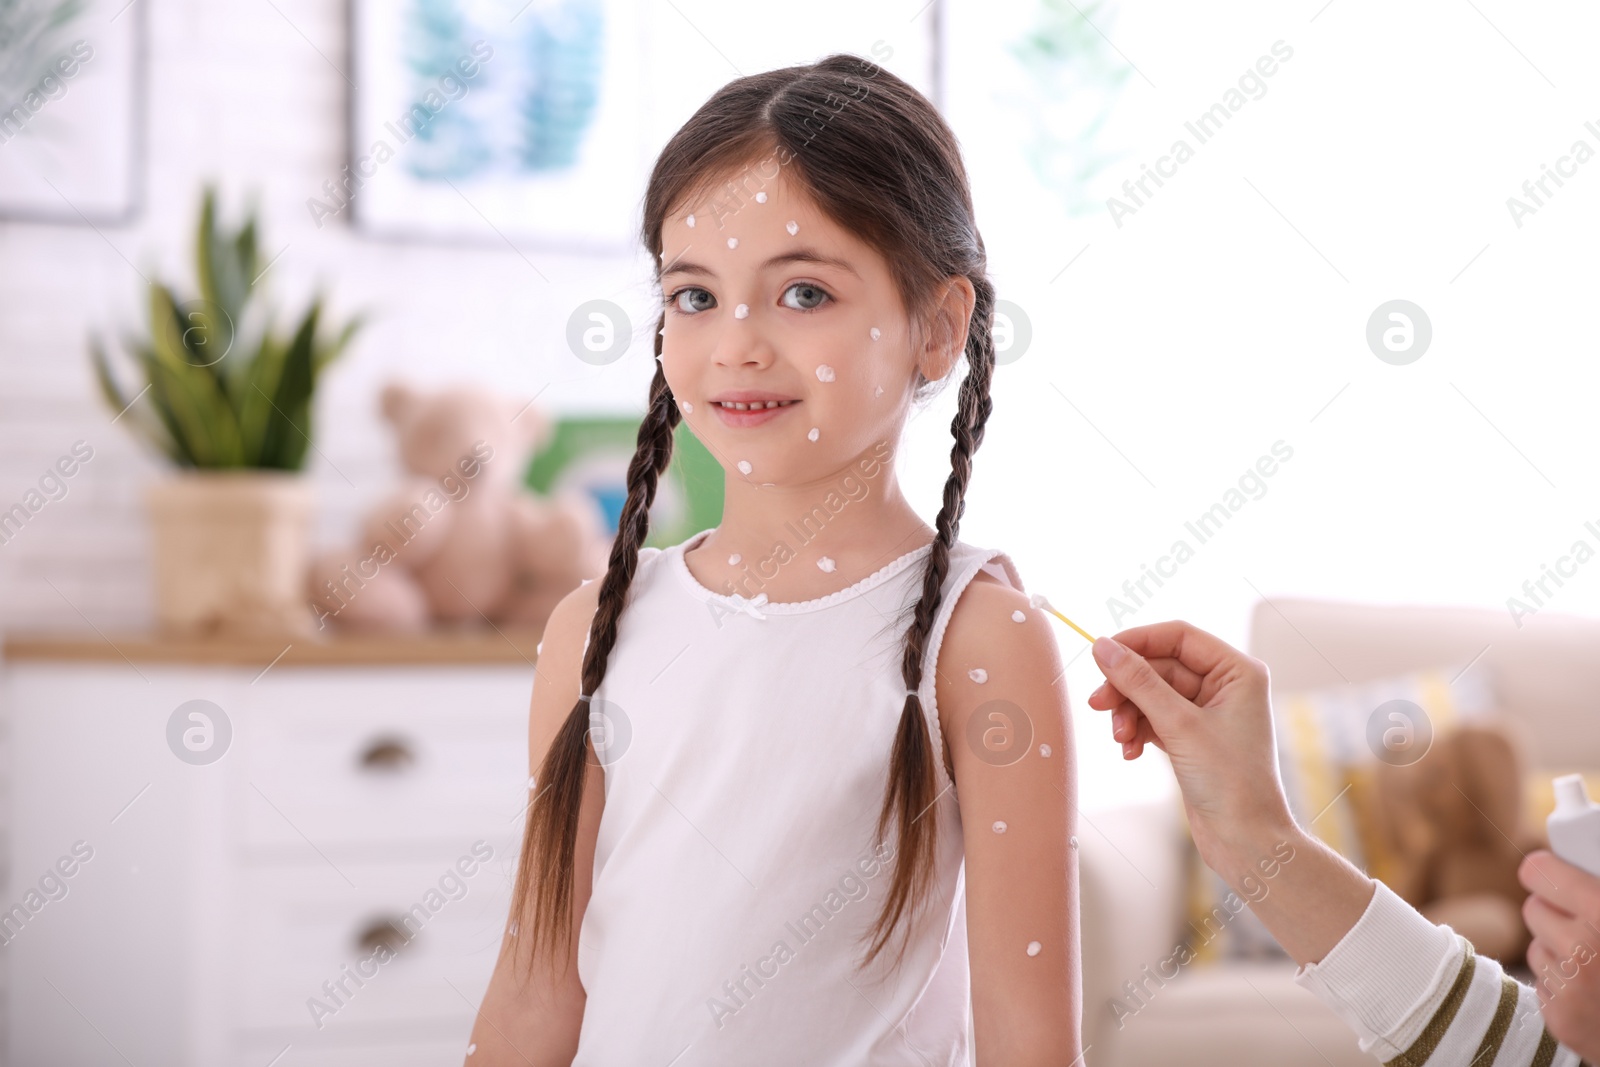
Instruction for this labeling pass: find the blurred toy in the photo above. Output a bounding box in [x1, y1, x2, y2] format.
[1370, 724, 1535, 965]
[308, 382, 609, 632]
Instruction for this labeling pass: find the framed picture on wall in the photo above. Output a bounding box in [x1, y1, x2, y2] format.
[0, 0, 144, 224]
[344, 0, 649, 251]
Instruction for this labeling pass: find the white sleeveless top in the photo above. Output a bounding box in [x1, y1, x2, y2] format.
[571, 526, 1026, 1066]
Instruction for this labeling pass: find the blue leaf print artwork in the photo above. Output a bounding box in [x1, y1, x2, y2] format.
[515, 0, 604, 172]
[402, 0, 491, 180]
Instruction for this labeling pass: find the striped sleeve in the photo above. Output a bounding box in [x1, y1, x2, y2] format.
[1292, 880, 1588, 1067]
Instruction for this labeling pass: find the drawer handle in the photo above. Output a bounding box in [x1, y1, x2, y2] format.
[354, 917, 411, 956]
[357, 736, 416, 773]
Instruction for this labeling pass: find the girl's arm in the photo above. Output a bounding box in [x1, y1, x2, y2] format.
[937, 574, 1083, 1066]
[466, 580, 605, 1066]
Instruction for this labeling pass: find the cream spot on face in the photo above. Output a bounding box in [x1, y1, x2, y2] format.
[729, 553, 741, 565]
[968, 668, 988, 684]
[815, 364, 836, 382]
[992, 820, 1007, 834]
[874, 385, 884, 398]
[1026, 941, 1042, 957]
[755, 191, 768, 203]
[686, 213, 696, 227]
[807, 427, 820, 442]
[734, 303, 749, 319]
[1069, 835, 1078, 850]
[727, 237, 738, 249]
[737, 460, 752, 475]
[1039, 743, 1052, 757]
[467, 1044, 477, 1056]
[817, 556, 836, 572]
[1011, 609, 1026, 622]
[870, 327, 881, 341]
[786, 220, 799, 235]
[681, 400, 693, 413]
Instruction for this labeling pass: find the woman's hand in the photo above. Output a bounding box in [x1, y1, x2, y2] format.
[1085, 619, 1374, 967]
[1520, 850, 1600, 1059]
[1085, 621, 1295, 883]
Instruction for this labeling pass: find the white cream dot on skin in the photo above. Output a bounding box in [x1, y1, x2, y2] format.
[727, 237, 738, 249]
[681, 400, 693, 413]
[467, 1044, 477, 1056]
[874, 385, 884, 398]
[737, 460, 752, 475]
[968, 668, 988, 684]
[1027, 941, 1042, 957]
[729, 553, 741, 565]
[528, 776, 537, 790]
[755, 191, 767, 203]
[508, 920, 518, 935]
[734, 303, 749, 319]
[870, 327, 881, 341]
[817, 556, 836, 572]
[807, 427, 820, 442]
[992, 820, 1007, 834]
[786, 220, 799, 235]
[1069, 835, 1078, 850]
[1039, 743, 1052, 757]
[1011, 609, 1026, 622]
[815, 364, 836, 382]
[686, 213, 696, 227]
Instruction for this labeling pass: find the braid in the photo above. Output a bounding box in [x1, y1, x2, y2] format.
[508, 311, 680, 976]
[860, 276, 998, 970]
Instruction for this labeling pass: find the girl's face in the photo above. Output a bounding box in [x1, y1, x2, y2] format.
[657, 167, 938, 488]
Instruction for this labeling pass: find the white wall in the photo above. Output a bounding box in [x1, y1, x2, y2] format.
[934, 0, 1600, 808]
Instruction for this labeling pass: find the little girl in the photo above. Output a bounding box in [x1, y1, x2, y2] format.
[469, 54, 1081, 1065]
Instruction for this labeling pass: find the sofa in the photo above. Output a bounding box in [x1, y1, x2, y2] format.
[1076, 597, 1600, 1067]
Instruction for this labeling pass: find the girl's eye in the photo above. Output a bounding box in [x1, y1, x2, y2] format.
[671, 287, 716, 314]
[782, 282, 831, 312]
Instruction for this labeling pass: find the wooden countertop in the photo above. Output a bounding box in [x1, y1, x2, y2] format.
[3, 628, 545, 667]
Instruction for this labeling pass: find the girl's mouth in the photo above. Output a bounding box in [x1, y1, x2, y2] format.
[712, 399, 800, 427]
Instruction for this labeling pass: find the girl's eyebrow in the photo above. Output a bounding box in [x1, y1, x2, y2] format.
[661, 248, 861, 281]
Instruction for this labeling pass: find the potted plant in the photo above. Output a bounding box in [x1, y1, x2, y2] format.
[90, 186, 362, 635]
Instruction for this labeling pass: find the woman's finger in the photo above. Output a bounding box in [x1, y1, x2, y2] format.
[1089, 655, 1205, 708]
[1111, 620, 1244, 681]
[1523, 893, 1586, 959]
[1091, 638, 1193, 734]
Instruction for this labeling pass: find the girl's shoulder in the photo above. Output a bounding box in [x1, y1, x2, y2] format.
[947, 540, 1026, 597]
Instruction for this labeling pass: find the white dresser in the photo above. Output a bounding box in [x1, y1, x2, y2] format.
[2, 631, 540, 1067]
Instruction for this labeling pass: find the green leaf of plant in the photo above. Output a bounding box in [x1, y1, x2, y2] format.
[148, 282, 246, 467]
[90, 186, 361, 470]
[267, 300, 321, 470]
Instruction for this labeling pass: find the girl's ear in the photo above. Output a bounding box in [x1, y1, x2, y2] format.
[915, 275, 978, 382]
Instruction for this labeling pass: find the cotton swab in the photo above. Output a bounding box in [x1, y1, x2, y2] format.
[1029, 593, 1096, 644]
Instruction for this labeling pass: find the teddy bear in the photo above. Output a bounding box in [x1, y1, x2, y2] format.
[307, 382, 610, 632]
[1367, 724, 1536, 966]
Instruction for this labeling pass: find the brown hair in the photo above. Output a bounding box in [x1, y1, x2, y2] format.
[509, 52, 998, 977]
